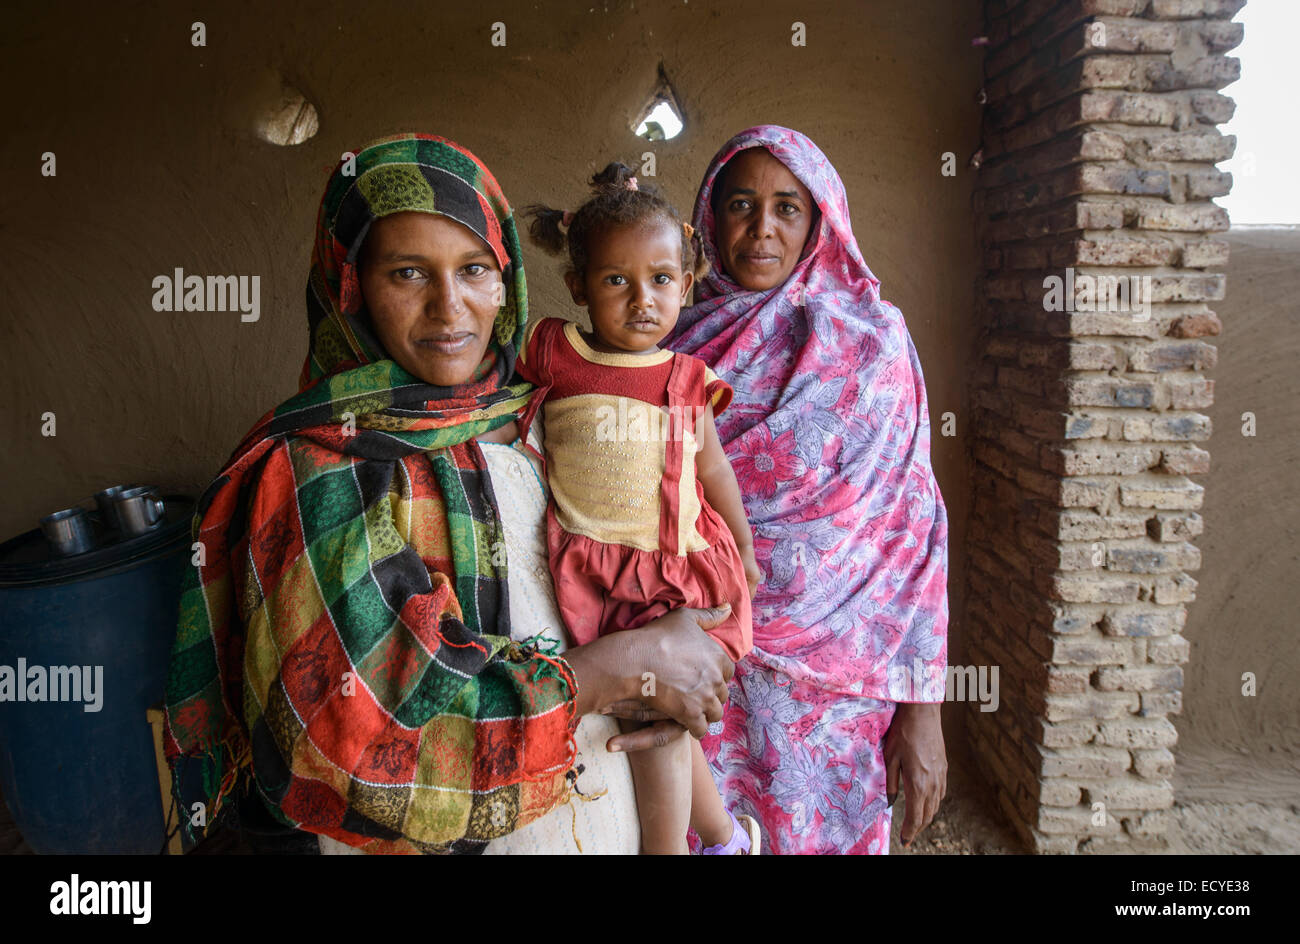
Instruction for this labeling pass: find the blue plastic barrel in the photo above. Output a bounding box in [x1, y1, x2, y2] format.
[0, 496, 192, 854]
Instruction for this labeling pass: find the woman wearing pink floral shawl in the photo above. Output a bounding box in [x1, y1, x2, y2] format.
[668, 125, 950, 855]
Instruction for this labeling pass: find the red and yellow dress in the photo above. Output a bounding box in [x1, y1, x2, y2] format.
[516, 317, 752, 661]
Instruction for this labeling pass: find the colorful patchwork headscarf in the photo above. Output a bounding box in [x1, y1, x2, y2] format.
[666, 125, 950, 702]
[163, 134, 577, 854]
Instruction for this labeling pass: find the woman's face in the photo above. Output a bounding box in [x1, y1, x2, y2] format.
[712, 148, 816, 292]
[359, 212, 504, 387]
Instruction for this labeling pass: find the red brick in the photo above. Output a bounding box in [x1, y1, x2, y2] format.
[1145, 54, 1241, 92]
[1137, 204, 1229, 232]
[1129, 340, 1217, 371]
[1081, 778, 1174, 809]
[1038, 744, 1132, 778]
[1147, 635, 1191, 664]
[1093, 665, 1184, 691]
[1189, 91, 1236, 125]
[1159, 445, 1211, 474]
[1150, 0, 1246, 18]
[1118, 475, 1205, 510]
[1168, 311, 1222, 337]
[1100, 606, 1187, 637]
[1096, 717, 1180, 748]
[1139, 690, 1184, 716]
[1146, 512, 1203, 541]
[1185, 167, 1232, 198]
[1147, 130, 1236, 162]
[1153, 572, 1199, 603]
[1181, 238, 1231, 267]
[1132, 749, 1176, 780]
[1166, 375, 1215, 408]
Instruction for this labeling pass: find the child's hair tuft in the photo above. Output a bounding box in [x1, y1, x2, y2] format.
[522, 205, 568, 256]
[522, 161, 704, 281]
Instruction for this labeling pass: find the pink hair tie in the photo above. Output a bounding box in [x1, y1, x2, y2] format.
[625, 177, 638, 191]
[561, 210, 574, 227]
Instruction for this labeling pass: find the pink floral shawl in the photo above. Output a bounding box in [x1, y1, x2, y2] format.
[667, 125, 949, 704]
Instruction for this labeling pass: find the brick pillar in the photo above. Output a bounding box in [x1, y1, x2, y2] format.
[968, 0, 1242, 853]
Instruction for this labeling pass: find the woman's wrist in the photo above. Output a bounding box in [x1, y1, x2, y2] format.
[564, 634, 636, 717]
[893, 700, 942, 716]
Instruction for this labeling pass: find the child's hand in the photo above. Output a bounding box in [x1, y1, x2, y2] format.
[742, 548, 762, 600]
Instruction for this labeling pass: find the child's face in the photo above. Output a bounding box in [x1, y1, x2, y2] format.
[564, 217, 693, 353]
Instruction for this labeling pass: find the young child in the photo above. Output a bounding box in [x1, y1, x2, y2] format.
[517, 163, 761, 855]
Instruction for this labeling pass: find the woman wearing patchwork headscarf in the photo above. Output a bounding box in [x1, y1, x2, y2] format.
[667, 126, 950, 855]
[162, 133, 733, 854]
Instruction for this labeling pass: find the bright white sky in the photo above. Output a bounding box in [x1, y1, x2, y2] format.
[1218, 0, 1300, 224]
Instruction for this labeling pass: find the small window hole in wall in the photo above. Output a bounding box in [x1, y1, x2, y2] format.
[255, 81, 320, 146]
[632, 64, 684, 142]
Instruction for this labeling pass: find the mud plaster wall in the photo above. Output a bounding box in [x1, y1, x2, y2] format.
[1179, 227, 1300, 762]
[1, 1, 981, 712]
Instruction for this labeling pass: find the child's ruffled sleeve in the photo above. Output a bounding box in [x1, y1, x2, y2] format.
[703, 365, 733, 414]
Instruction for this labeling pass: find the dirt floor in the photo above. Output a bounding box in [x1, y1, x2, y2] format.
[1161, 744, 1300, 855]
[887, 738, 1300, 855]
[888, 738, 1023, 855]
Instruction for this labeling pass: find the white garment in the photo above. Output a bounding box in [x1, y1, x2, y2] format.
[320, 428, 639, 855]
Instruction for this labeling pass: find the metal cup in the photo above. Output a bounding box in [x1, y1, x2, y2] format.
[113, 486, 166, 536]
[93, 484, 133, 532]
[41, 507, 98, 556]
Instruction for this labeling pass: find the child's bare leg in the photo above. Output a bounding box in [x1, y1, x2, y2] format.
[688, 737, 735, 848]
[617, 717, 692, 854]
